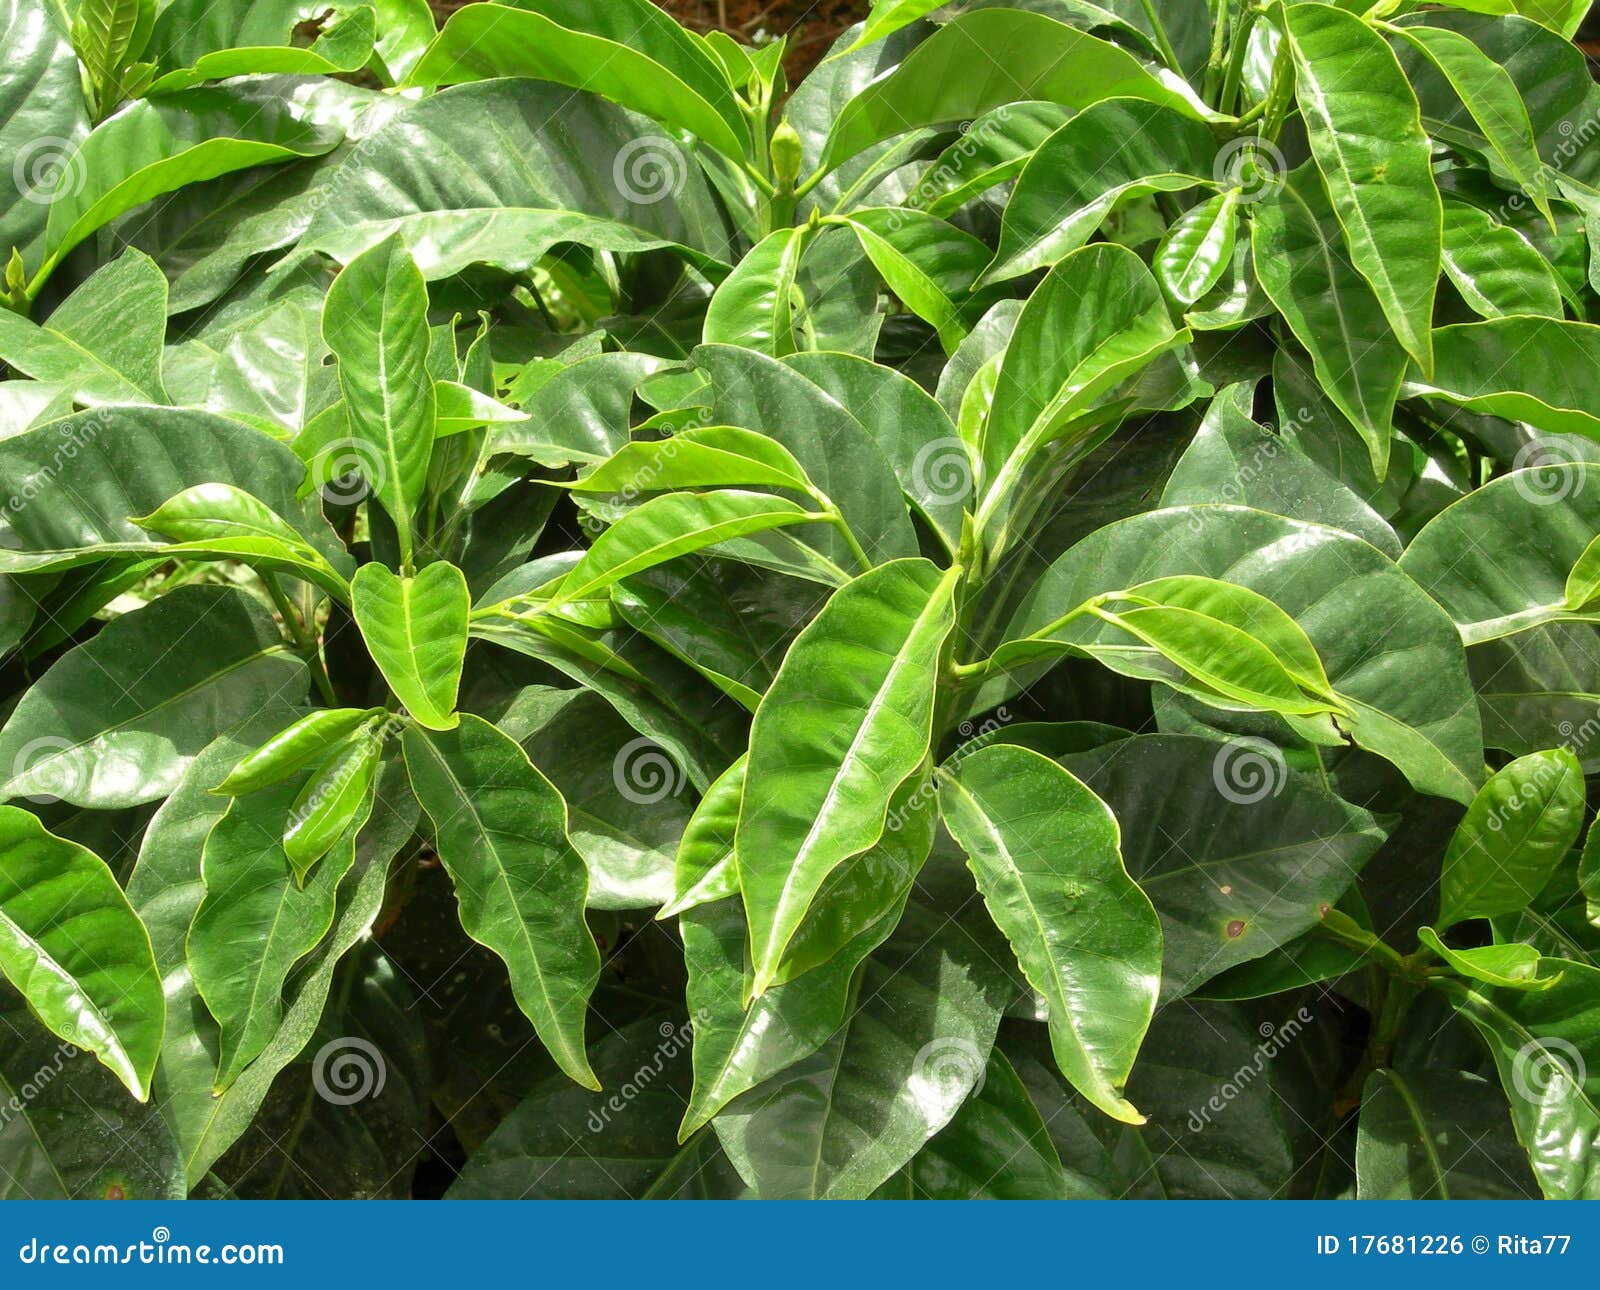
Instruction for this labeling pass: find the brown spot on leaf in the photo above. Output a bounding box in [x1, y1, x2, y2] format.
[1225, 919, 1247, 939]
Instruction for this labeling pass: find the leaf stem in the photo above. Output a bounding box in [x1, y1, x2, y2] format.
[263, 572, 338, 707]
[1217, 3, 1263, 117]
[1137, 0, 1183, 72]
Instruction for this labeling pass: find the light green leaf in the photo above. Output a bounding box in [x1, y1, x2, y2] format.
[978, 244, 1184, 557]
[1439, 749, 1584, 930]
[556, 490, 822, 607]
[1157, 191, 1240, 307]
[352, 562, 468, 731]
[703, 228, 810, 357]
[570, 427, 815, 499]
[940, 744, 1160, 1124]
[844, 208, 994, 353]
[0, 807, 162, 1100]
[739, 559, 958, 994]
[282, 726, 384, 883]
[0, 248, 165, 403]
[132, 483, 351, 600]
[406, 0, 747, 160]
[0, 586, 307, 807]
[1440, 201, 1563, 319]
[1284, 2, 1442, 371]
[322, 234, 436, 566]
[818, 9, 1218, 174]
[1418, 926, 1557, 991]
[403, 715, 600, 1089]
[986, 100, 1219, 285]
[214, 708, 380, 797]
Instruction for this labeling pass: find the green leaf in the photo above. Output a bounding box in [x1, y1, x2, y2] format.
[660, 755, 743, 920]
[0, 586, 306, 807]
[0, 248, 166, 403]
[1000, 507, 1484, 804]
[36, 80, 341, 287]
[1056, 734, 1384, 999]
[132, 483, 351, 600]
[322, 234, 436, 566]
[1439, 200, 1564, 319]
[1250, 162, 1407, 476]
[0, 988, 183, 1198]
[1389, 23, 1553, 227]
[282, 726, 384, 883]
[1417, 927, 1557, 990]
[1355, 1068, 1538, 1199]
[447, 1017, 693, 1199]
[703, 229, 809, 358]
[832, 0, 946, 59]
[1407, 317, 1600, 443]
[939, 745, 1160, 1124]
[570, 427, 815, 498]
[402, 715, 600, 1089]
[1160, 382, 1400, 557]
[187, 769, 373, 1089]
[556, 491, 822, 606]
[0, 0, 89, 271]
[677, 883, 903, 1138]
[712, 906, 1009, 1199]
[1439, 749, 1585, 930]
[1284, 2, 1442, 371]
[352, 562, 468, 731]
[0, 406, 349, 577]
[978, 245, 1184, 556]
[1441, 962, 1600, 1198]
[844, 208, 994, 353]
[909, 1050, 1069, 1199]
[739, 559, 958, 995]
[1156, 191, 1240, 307]
[407, 0, 747, 160]
[985, 100, 1219, 285]
[818, 9, 1217, 174]
[214, 708, 381, 796]
[0, 807, 162, 1100]
[130, 731, 416, 1185]
[298, 80, 733, 278]
[1401, 464, 1600, 645]
[146, 5, 377, 93]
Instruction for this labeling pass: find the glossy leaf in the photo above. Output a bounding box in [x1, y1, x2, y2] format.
[322, 235, 436, 564]
[1438, 749, 1585, 930]
[739, 559, 958, 994]
[0, 807, 162, 1100]
[0, 586, 306, 808]
[940, 745, 1160, 1123]
[352, 562, 469, 731]
[1284, 3, 1441, 370]
[403, 715, 600, 1089]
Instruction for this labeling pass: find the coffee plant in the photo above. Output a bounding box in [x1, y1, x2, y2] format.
[1, 0, 1600, 1200]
